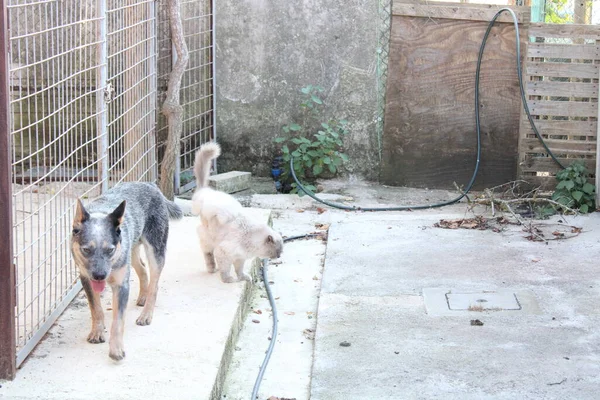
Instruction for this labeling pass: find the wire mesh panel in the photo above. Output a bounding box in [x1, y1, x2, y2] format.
[176, 0, 215, 193]
[106, 0, 157, 185]
[9, 0, 103, 365]
[376, 0, 391, 163]
[7, 0, 157, 366]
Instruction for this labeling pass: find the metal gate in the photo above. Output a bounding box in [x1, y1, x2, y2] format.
[0, 0, 215, 378]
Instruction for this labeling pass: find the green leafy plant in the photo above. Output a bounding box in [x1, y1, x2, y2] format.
[545, 0, 573, 24]
[274, 85, 349, 195]
[551, 161, 595, 213]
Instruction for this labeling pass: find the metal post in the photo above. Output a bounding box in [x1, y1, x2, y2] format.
[596, 64, 600, 209]
[0, 0, 17, 380]
[149, 0, 157, 182]
[172, 42, 181, 193]
[211, 0, 217, 173]
[96, 0, 109, 192]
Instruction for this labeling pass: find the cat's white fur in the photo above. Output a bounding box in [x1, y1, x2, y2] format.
[191, 142, 283, 283]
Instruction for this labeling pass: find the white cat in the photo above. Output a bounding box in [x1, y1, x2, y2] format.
[191, 142, 283, 283]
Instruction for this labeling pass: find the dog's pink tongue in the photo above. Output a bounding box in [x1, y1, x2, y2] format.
[90, 279, 106, 293]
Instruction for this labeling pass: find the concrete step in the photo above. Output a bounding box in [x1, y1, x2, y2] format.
[0, 208, 272, 400]
[209, 171, 252, 194]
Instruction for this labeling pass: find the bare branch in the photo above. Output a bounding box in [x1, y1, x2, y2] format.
[159, 0, 190, 199]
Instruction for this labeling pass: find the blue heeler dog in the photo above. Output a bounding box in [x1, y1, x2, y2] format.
[70, 182, 183, 360]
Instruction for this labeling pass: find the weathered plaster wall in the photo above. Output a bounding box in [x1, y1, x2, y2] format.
[215, 0, 380, 179]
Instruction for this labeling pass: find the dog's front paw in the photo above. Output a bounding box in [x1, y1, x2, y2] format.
[136, 311, 153, 326]
[109, 347, 126, 361]
[87, 328, 106, 344]
[241, 273, 252, 282]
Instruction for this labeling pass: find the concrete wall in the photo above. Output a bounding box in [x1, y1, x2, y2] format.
[215, 0, 380, 180]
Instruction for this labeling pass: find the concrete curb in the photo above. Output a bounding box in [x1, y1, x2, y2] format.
[173, 195, 272, 399]
[210, 257, 262, 400]
[209, 209, 273, 400]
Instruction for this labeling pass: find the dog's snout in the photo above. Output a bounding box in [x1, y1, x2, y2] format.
[92, 272, 107, 281]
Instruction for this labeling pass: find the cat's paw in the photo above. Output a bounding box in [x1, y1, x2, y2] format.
[206, 264, 216, 273]
[221, 275, 237, 283]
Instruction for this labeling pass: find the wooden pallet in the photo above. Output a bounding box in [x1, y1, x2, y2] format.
[517, 23, 600, 190]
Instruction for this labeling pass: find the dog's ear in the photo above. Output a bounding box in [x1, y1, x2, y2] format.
[74, 199, 90, 225]
[109, 200, 126, 227]
[266, 235, 274, 244]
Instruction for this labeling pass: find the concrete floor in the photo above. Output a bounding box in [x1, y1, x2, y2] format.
[3, 177, 600, 400]
[310, 210, 600, 399]
[234, 179, 600, 399]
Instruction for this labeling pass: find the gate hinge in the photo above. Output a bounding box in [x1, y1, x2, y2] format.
[104, 82, 115, 103]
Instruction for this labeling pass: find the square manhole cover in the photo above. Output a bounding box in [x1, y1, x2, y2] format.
[446, 292, 521, 311]
[423, 288, 540, 316]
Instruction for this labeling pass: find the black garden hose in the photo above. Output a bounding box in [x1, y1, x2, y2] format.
[251, 234, 321, 400]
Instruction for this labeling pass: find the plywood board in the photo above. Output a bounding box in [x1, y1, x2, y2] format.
[381, 9, 527, 189]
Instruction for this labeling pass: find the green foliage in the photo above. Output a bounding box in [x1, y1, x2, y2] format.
[551, 161, 595, 214]
[545, 0, 573, 24]
[274, 85, 349, 195]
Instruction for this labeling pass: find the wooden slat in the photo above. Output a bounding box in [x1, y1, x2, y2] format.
[527, 100, 598, 118]
[526, 62, 599, 79]
[528, 43, 600, 60]
[519, 175, 558, 189]
[526, 81, 599, 98]
[392, 3, 530, 23]
[529, 23, 600, 40]
[519, 119, 597, 137]
[521, 138, 597, 155]
[520, 157, 595, 172]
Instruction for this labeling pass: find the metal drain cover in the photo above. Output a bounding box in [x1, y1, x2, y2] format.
[423, 288, 540, 316]
[446, 292, 521, 311]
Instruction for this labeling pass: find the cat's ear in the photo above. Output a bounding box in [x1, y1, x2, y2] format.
[266, 235, 274, 244]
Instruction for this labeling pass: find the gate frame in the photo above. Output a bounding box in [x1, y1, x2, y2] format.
[0, 0, 16, 381]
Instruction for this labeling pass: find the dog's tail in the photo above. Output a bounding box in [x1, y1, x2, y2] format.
[193, 142, 221, 189]
[166, 201, 183, 220]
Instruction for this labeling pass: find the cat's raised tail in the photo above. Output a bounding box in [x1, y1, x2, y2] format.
[194, 142, 221, 188]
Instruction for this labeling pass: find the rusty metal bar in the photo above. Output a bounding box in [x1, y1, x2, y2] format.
[0, 0, 16, 381]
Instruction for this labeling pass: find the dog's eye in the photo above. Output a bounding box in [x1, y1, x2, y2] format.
[81, 247, 92, 256]
[72, 228, 81, 235]
[115, 227, 121, 237]
[106, 247, 116, 256]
